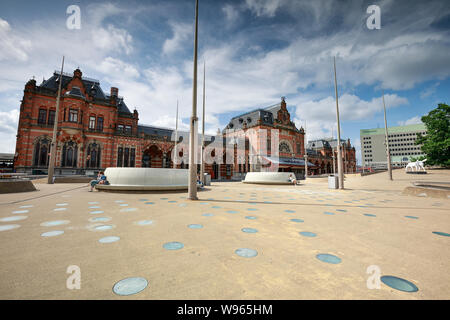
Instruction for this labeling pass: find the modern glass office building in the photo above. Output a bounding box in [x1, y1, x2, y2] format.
[360, 123, 427, 169]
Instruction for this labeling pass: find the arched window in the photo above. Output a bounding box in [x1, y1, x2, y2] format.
[86, 143, 101, 168]
[142, 152, 151, 168]
[33, 138, 51, 167]
[61, 141, 78, 167]
[279, 142, 291, 153]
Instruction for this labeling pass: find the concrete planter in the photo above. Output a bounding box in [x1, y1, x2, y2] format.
[243, 172, 295, 185]
[0, 180, 36, 194]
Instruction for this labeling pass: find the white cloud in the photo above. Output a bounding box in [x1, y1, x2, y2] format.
[397, 116, 422, 126]
[420, 82, 440, 99]
[92, 24, 134, 55]
[162, 22, 191, 55]
[245, 0, 284, 17]
[0, 18, 32, 62]
[222, 4, 239, 23]
[0, 109, 19, 134]
[293, 93, 408, 142]
[96, 57, 140, 79]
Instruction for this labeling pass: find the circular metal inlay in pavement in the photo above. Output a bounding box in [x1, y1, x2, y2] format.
[316, 253, 341, 264]
[0, 216, 28, 222]
[432, 231, 450, 237]
[163, 242, 184, 250]
[380, 275, 418, 292]
[113, 277, 148, 296]
[235, 248, 258, 258]
[41, 230, 64, 237]
[299, 231, 316, 237]
[0, 224, 20, 231]
[40, 220, 70, 227]
[94, 225, 113, 231]
[188, 224, 203, 229]
[99, 236, 120, 244]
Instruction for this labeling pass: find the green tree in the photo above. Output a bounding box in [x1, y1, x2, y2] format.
[416, 103, 450, 167]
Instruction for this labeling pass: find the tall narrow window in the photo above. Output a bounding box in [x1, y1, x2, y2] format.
[267, 138, 271, 153]
[86, 143, 101, 168]
[130, 148, 135, 167]
[38, 109, 47, 124]
[69, 109, 78, 123]
[33, 138, 51, 166]
[97, 117, 103, 131]
[48, 110, 55, 126]
[61, 141, 78, 167]
[124, 148, 130, 167]
[125, 125, 132, 135]
[117, 147, 123, 167]
[117, 124, 124, 133]
[89, 116, 96, 129]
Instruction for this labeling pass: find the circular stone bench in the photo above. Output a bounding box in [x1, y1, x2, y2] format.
[243, 172, 297, 185]
[95, 167, 192, 191]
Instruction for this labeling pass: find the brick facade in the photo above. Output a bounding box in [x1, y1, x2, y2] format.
[14, 69, 356, 179]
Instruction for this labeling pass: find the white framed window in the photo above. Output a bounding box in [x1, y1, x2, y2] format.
[89, 116, 96, 129]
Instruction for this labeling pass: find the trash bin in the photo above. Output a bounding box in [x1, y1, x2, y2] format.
[204, 173, 211, 186]
[328, 175, 338, 189]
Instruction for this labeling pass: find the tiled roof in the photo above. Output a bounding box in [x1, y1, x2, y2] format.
[225, 103, 282, 131]
[39, 71, 132, 114]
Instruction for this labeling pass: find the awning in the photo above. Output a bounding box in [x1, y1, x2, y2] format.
[263, 156, 316, 168]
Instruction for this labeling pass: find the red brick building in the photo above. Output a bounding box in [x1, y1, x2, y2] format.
[14, 68, 355, 179]
[223, 97, 356, 178]
[307, 138, 357, 174]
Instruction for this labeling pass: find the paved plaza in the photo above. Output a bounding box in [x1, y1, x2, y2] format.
[0, 170, 449, 299]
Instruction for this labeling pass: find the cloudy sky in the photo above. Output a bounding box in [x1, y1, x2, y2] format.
[1, 0, 449, 164]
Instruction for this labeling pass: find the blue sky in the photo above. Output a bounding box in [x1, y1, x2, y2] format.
[0, 0, 449, 164]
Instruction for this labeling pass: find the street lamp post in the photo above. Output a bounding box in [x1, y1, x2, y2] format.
[47, 56, 65, 184]
[188, 0, 199, 200]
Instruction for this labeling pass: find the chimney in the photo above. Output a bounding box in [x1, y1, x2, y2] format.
[111, 87, 118, 97]
[110, 87, 118, 104]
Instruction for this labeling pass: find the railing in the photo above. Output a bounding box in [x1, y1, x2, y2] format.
[54, 70, 100, 84]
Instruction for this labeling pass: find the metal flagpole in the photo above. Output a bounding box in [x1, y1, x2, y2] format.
[332, 127, 336, 174]
[333, 57, 344, 189]
[188, 0, 199, 200]
[201, 60, 206, 184]
[173, 100, 178, 169]
[382, 91, 393, 180]
[304, 121, 308, 179]
[47, 56, 65, 184]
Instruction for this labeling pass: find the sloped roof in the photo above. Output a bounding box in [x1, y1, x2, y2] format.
[39, 71, 132, 115]
[225, 102, 282, 131]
